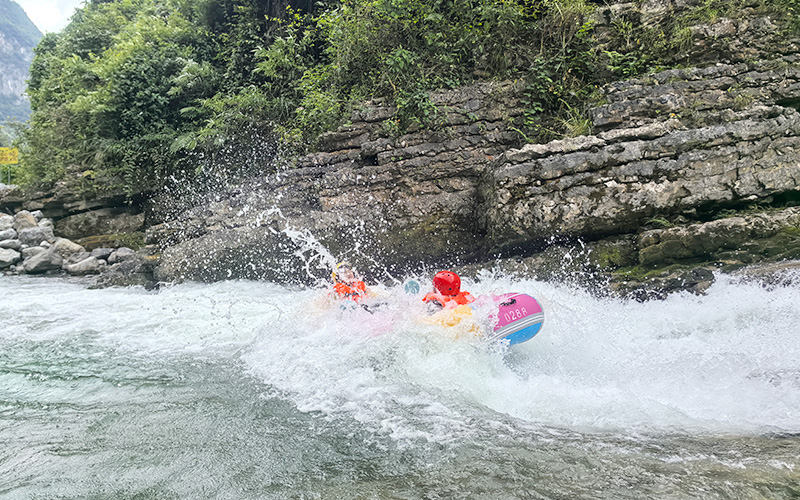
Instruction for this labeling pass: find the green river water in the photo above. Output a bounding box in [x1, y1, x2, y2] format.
[1, 273, 799, 499]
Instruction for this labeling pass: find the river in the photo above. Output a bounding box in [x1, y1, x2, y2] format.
[1, 271, 799, 499]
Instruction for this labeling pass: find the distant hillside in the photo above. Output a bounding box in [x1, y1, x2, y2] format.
[0, 0, 43, 122]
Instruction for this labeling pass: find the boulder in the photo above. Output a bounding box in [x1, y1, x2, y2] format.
[0, 214, 13, 231]
[65, 251, 92, 265]
[90, 247, 115, 261]
[51, 237, 86, 259]
[21, 247, 63, 274]
[18, 226, 55, 247]
[21, 246, 46, 259]
[13, 211, 37, 231]
[64, 256, 105, 275]
[0, 239, 22, 250]
[0, 228, 16, 240]
[30, 210, 43, 220]
[107, 247, 135, 264]
[0, 248, 21, 269]
[93, 249, 158, 289]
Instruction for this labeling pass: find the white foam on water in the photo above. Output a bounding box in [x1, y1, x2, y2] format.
[241, 271, 800, 442]
[3, 270, 799, 445]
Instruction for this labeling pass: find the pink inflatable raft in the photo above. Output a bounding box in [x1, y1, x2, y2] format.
[483, 293, 545, 345]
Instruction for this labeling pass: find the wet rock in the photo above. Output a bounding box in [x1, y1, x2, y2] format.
[0, 248, 21, 269]
[638, 208, 800, 266]
[18, 226, 55, 247]
[21, 247, 63, 274]
[731, 261, 800, 290]
[610, 267, 716, 302]
[0, 239, 22, 250]
[64, 256, 105, 275]
[94, 250, 158, 289]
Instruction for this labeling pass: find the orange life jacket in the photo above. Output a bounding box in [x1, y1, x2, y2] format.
[423, 291, 475, 309]
[333, 280, 367, 303]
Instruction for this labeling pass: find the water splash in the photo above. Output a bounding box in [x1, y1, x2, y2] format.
[3, 269, 799, 444]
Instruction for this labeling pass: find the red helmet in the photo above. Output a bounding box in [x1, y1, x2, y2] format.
[433, 271, 461, 296]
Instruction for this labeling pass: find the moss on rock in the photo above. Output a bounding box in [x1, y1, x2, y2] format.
[76, 232, 145, 251]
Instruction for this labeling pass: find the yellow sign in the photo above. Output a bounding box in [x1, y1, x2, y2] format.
[0, 148, 18, 165]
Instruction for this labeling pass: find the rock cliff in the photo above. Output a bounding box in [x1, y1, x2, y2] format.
[144, 1, 800, 292]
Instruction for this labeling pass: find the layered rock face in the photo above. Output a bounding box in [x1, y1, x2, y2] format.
[482, 78, 800, 248]
[0, 187, 145, 249]
[148, 81, 524, 283]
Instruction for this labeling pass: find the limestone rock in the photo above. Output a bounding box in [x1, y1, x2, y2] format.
[107, 247, 135, 264]
[0, 239, 22, 250]
[22, 248, 63, 274]
[0, 248, 21, 269]
[18, 226, 55, 247]
[65, 256, 105, 275]
[90, 247, 115, 261]
[65, 251, 92, 265]
[21, 246, 46, 259]
[482, 106, 800, 248]
[0, 228, 16, 241]
[638, 207, 800, 266]
[0, 214, 13, 231]
[13, 211, 37, 232]
[55, 209, 145, 241]
[51, 238, 87, 260]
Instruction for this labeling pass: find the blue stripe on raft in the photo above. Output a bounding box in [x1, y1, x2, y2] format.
[487, 312, 544, 344]
[504, 322, 543, 345]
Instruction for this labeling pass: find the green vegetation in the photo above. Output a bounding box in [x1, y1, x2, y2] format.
[0, 125, 12, 147]
[16, 0, 602, 195]
[11, 0, 799, 196]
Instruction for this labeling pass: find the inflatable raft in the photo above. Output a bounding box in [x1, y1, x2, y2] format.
[484, 293, 545, 345]
[406, 280, 545, 345]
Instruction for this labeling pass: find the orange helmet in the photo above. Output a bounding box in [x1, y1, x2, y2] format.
[433, 271, 461, 296]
